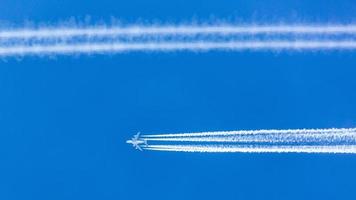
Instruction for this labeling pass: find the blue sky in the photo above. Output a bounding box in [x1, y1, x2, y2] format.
[1, 1, 356, 200]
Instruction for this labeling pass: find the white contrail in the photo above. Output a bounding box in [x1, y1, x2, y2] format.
[2, 25, 356, 39]
[144, 144, 356, 153]
[140, 128, 356, 153]
[142, 128, 356, 138]
[2, 41, 356, 56]
[2, 24, 356, 56]
[143, 132, 356, 143]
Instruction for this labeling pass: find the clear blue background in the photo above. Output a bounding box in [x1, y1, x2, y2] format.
[1, 1, 356, 199]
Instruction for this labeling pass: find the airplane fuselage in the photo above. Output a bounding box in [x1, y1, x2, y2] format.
[126, 140, 146, 146]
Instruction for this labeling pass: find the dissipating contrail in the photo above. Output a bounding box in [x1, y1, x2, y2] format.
[2, 25, 356, 39]
[136, 128, 356, 154]
[2, 24, 356, 56]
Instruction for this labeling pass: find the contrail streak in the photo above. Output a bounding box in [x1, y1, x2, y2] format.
[144, 144, 356, 153]
[2, 25, 356, 39]
[142, 128, 356, 138]
[143, 132, 356, 143]
[2, 24, 356, 56]
[2, 41, 356, 56]
[137, 128, 356, 154]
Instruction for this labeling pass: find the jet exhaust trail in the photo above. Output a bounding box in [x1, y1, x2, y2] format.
[142, 128, 356, 138]
[2, 24, 356, 56]
[126, 128, 356, 154]
[2, 25, 356, 39]
[143, 132, 356, 143]
[2, 41, 356, 56]
[144, 144, 356, 153]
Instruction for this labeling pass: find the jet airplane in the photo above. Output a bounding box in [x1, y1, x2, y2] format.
[126, 132, 147, 151]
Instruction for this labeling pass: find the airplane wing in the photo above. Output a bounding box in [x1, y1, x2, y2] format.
[136, 145, 143, 151]
[133, 132, 141, 140]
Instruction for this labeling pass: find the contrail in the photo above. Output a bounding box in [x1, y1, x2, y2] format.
[137, 128, 356, 154]
[2, 25, 356, 39]
[142, 128, 356, 138]
[143, 132, 356, 143]
[144, 144, 356, 153]
[2, 41, 356, 56]
[2, 24, 356, 56]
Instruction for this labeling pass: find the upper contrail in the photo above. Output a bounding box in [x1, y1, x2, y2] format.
[2, 23, 356, 56]
[142, 128, 356, 138]
[2, 25, 356, 39]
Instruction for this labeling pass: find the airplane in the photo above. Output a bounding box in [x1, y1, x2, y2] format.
[126, 132, 148, 151]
